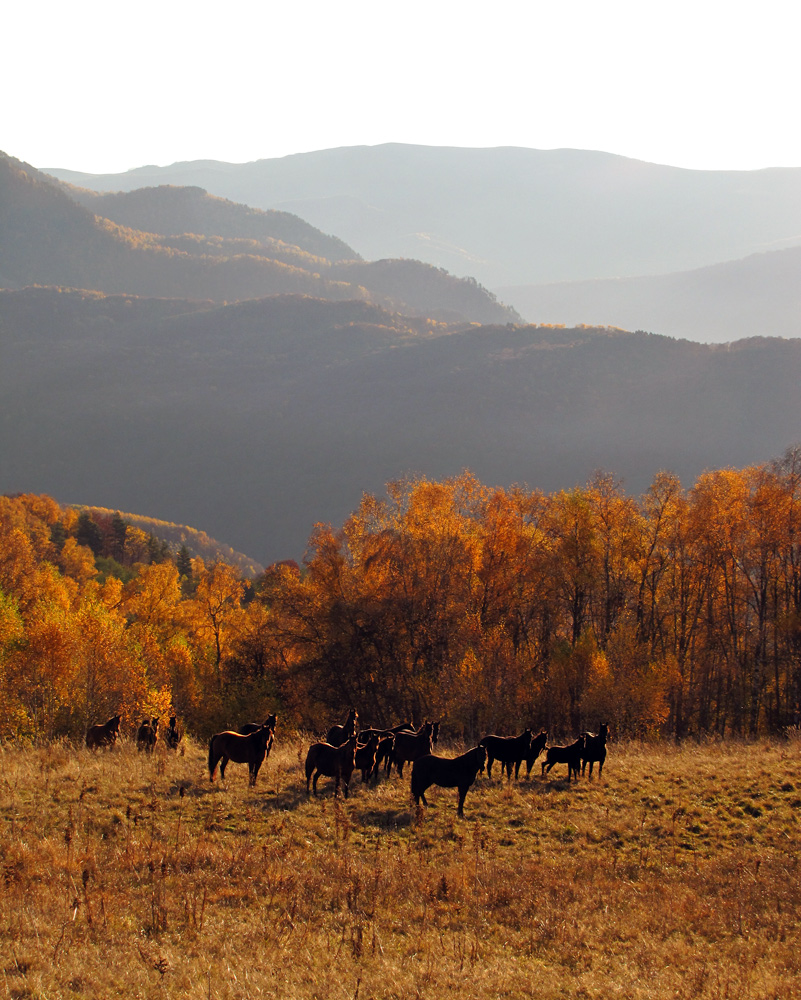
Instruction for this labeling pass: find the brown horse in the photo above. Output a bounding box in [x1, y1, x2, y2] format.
[208, 723, 273, 786]
[239, 714, 278, 737]
[305, 735, 358, 798]
[86, 714, 121, 749]
[479, 728, 534, 779]
[411, 745, 487, 817]
[326, 708, 359, 748]
[541, 735, 586, 782]
[524, 730, 548, 777]
[136, 717, 159, 752]
[388, 722, 434, 778]
[164, 716, 181, 750]
[581, 723, 608, 778]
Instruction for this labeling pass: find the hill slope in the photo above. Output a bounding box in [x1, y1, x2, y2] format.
[1, 152, 517, 323]
[2, 286, 800, 564]
[45, 143, 801, 287]
[500, 245, 801, 342]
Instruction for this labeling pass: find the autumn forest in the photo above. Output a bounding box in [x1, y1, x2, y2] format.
[4, 452, 801, 744]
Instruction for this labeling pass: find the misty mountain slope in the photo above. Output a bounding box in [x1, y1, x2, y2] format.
[45, 143, 801, 287]
[500, 245, 801, 342]
[1, 152, 518, 323]
[64, 182, 358, 262]
[2, 286, 800, 564]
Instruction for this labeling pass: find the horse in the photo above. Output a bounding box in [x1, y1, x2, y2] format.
[239, 714, 278, 737]
[354, 732, 381, 783]
[326, 709, 358, 748]
[479, 728, 533, 780]
[541, 735, 586, 782]
[136, 717, 159, 752]
[208, 723, 273, 787]
[411, 745, 487, 817]
[305, 735, 358, 798]
[164, 716, 181, 750]
[581, 723, 608, 778]
[524, 730, 548, 777]
[388, 722, 434, 778]
[86, 714, 121, 749]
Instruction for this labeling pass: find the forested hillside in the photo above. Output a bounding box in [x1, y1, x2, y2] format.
[45, 143, 801, 287]
[2, 286, 801, 563]
[0, 152, 518, 323]
[3, 460, 801, 744]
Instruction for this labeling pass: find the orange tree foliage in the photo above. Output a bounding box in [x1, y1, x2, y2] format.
[3, 452, 801, 741]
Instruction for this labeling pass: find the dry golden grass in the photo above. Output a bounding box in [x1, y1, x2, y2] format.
[0, 733, 799, 999]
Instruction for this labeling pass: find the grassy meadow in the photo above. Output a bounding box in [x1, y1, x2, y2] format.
[0, 732, 799, 1000]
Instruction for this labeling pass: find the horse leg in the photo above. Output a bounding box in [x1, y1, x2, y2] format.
[457, 786, 467, 817]
[396, 759, 405, 779]
[312, 771, 321, 797]
[486, 756, 493, 779]
[219, 756, 228, 781]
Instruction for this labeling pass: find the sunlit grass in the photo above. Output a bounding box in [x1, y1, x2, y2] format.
[0, 735, 799, 998]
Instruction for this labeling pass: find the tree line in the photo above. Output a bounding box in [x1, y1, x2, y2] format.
[2, 452, 801, 742]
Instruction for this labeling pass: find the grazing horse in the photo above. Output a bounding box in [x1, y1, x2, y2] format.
[411, 745, 487, 817]
[524, 730, 548, 777]
[305, 735, 358, 798]
[541, 735, 586, 782]
[164, 716, 181, 750]
[86, 714, 121, 750]
[239, 714, 278, 737]
[326, 709, 359, 748]
[388, 722, 434, 778]
[581, 723, 608, 778]
[208, 723, 273, 787]
[479, 728, 533, 780]
[136, 717, 159, 752]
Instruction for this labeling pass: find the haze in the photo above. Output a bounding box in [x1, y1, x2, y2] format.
[7, 0, 800, 174]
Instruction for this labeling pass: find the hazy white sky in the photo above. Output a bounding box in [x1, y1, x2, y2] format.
[5, 0, 797, 174]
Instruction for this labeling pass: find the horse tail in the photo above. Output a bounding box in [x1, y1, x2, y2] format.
[208, 736, 217, 781]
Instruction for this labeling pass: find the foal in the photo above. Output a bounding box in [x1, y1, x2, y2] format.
[541, 735, 586, 782]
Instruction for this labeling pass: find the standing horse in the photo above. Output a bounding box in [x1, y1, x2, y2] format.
[86, 714, 121, 749]
[208, 724, 273, 787]
[524, 730, 548, 777]
[305, 735, 358, 798]
[136, 717, 159, 752]
[541, 735, 586, 782]
[411, 745, 487, 817]
[326, 709, 359, 748]
[164, 716, 181, 750]
[581, 723, 608, 778]
[388, 722, 434, 778]
[239, 714, 278, 737]
[479, 728, 533, 780]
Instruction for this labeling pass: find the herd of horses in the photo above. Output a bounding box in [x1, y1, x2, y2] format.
[85, 708, 608, 817]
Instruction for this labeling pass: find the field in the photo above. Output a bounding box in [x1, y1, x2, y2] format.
[0, 733, 799, 999]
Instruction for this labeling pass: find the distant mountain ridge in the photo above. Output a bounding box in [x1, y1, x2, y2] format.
[0, 152, 518, 324]
[3, 285, 800, 564]
[45, 143, 801, 288]
[501, 244, 801, 342]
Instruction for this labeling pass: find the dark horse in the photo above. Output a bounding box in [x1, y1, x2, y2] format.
[480, 728, 536, 779]
[581, 723, 608, 778]
[164, 716, 181, 750]
[208, 723, 273, 787]
[326, 709, 358, 748]
[388, 722, 434, 777]
[541, 735, 586, 782]
[305, 735, 358, 798]
[86, 714, 121, 749]
[411, 745, 487, 817]
[239, 713, 278, 737]
[136, 717, 159, 752]
[524, 731, 549, 777]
